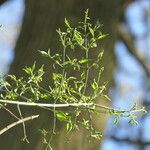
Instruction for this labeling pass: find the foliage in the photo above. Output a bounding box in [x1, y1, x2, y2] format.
[0, 10, 146, 149]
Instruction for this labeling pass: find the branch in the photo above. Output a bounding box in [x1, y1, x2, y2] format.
[0, 99, 93, 107]
[118, 26, 150, 77]
[0, 99, 144, 115]
[0, 115, 39, 135]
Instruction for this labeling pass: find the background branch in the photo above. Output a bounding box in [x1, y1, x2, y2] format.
[118, 26, 150, 77]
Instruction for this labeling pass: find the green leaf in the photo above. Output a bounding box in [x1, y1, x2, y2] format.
[23, 67, 31, 75]
[73, 30, 83, 46]
[88, 26, 94, 37]
[114, 116, 119, 125]
[81, 72, 86, 79]
[98, 51, 104, 60]
[52, 73, 62, 80]
[91, 42, 97, 48]
[56, 112, 68, 121]
[97, 34, 108, 40]
[39, 129, 48, 137]
[102, 94, 111, 101]
[128, 119, 138, 125]
[31, 62, 36, 72]
[64, 18, 71, 29]
[91, 80, 98, 90]
[38, 50, 49, 57]
[79, 59, 88, 64]
[66, 122, 73, 132]
[130, 102, 137, 111]
[67, 76, 77, 82]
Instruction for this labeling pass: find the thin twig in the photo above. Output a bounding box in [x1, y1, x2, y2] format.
[17, 104, 29, 143]
[0, 104, 19, 120]
[94, 103, 144, 114]
[0, 115, 39, 135]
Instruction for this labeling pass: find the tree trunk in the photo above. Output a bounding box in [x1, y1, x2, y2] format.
[0, 0, 6, 5]
[0, 0, 119, 149]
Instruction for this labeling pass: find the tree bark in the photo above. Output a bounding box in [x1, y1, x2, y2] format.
[0, 0, 119, 149]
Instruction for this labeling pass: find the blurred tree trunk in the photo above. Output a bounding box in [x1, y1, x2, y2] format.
[0, 0, 119, 149]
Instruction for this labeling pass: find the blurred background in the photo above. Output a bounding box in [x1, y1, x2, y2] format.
[0, 0, 149, 150]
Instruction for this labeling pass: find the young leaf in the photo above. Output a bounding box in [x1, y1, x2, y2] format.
[65, 18, 71, 29]
[79, 59, 89, 64]
[38, 50, 49, 57]
[91, 80, 98, 90]
[128, 119, 138, 125]
[56, 112, 68, 121]
[114, 116, 119, 125]
[97, 34, 108, 40]
[73, 30, 83, 46]
[103, 95, 111, 101]
[66, 122, 73, 132]
[89, 26, 94, 37]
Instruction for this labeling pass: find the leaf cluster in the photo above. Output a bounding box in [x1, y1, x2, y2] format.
[0, 10, 146, 149]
